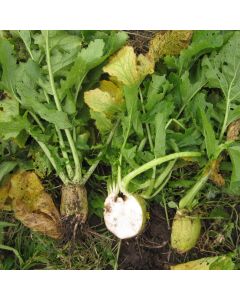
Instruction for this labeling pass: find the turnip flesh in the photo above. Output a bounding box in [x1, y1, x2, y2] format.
[104, 192, 146, 239]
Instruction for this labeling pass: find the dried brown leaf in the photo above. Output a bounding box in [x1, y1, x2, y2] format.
[6, 172, 62, 239]
[148, 30, 193, 62]
[227, 119, 240, 141]
[209, 159, 225, 187]
[0, 181, 11, 210]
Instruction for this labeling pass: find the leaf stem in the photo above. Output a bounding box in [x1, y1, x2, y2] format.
[81, 119, 120, 185]
[74, 76, 86, 103]
[43, 90, 74, 179]
[29, 111, 45, 132]
[178, 160, 215, 210]
[139, 88, 156, 197]
[36, 140, 69, 184]
[154, 159, 176, 189]
[55, 128, 74, 179]
[121, 152, 202, 192]
[45, 31, 81, 183]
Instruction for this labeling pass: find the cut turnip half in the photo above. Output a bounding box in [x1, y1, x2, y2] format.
[104, 192, 146, 239]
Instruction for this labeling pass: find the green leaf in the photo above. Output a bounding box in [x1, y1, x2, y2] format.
[17, 30, 36, 60]
[63, 91, 76, 115]
[203, 33, 240, 101]
[178, 31, 224, 74]
[199, 106, 217, 159]
[202, 32, 240, 139]
[59, 32, 128, 100]
[145, 74, 173, 112]
[0, 116, 29, 139]
[228, 145, 240, 194]
[122, 146, 138, 169]
[154, 112, 166, 157]
[16, 77, 72, 129]
[124, 85, 143, 137]
[210, 255, 235, 270]
[43, 31, 82, 74]
[0, 98, 19, 122]
[0, 161, 17, 183]
[59, 39, 105, 98]
[180, 70, 207, 106]
[90, 110, 112, 133]
[0, 39, 17, 95]
[209, 207, 230, 219]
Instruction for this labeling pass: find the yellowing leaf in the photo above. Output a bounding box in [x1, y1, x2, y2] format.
[148, 31, 193, 62]
[6, 172, 62, 239]
[9, 172, 44, 209]
[0, 181, 11, 210]
[171, 255, 234, 270]
[103, 46, 154, 86]
[99, 80, 123, 104]
[84, 89, 120, 115]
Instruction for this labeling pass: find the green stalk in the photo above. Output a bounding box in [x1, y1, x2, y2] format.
[36, 140, 69, 184]
[55, 127, 74, 179]
[117, 87, 138, 186]
[43, 90, 74, 179]
[165, 118, 186, 130]
[175, 79, 207, 120]
[29, 111, 45, 132]
[179, 164, 212, 210]
[139, 88, 156, 197]
[18, 30, 34, 61]
[81, 119, 120, 185]
[154, 160, 176, 189]
[74, 76, 86, 103]
[121, 152, 202, 192]
[0, 244, 23, 266]
[13, 93, 46, 133]
[45, 31, 81, 183]
[145, 170, 173, 199]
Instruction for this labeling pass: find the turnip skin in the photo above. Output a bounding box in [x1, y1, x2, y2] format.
[60, 184, 88, 223]
[171, 210, 201, 253]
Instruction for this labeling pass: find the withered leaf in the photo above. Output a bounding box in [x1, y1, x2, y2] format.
[227, 119, 240, 141]
[5, 172, 62, 239]
[209, 159, 225, 187]
[0, 181, 11, 211]
[148, 30, 193, 62]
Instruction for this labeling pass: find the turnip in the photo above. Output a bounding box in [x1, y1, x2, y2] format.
[171, 210, 201, 253]
[104, 152, 202, 239]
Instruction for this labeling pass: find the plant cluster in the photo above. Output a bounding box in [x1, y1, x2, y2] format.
[0, 30, 240, 270]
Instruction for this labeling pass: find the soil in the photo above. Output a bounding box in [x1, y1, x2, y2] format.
[118, 203, 174, 269]
[126, 30, 158, 54]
